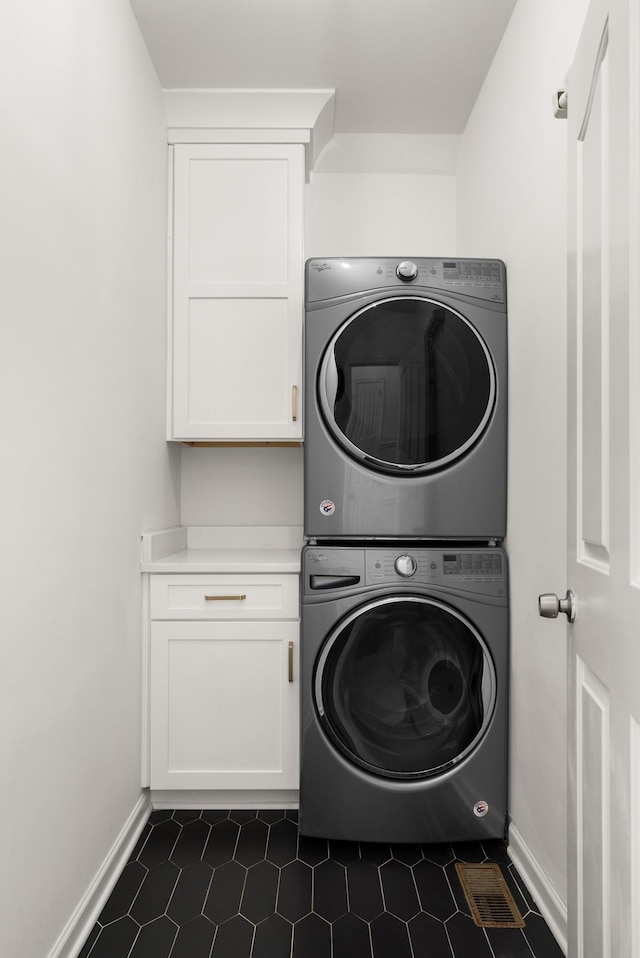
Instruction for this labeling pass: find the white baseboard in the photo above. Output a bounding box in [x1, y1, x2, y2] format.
[508, 823, 568, 955]
[47, 792, 152, 958]
[150, 788, 299, 808]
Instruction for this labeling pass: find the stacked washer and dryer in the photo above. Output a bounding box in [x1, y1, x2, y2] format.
[299, 257, 509, 843]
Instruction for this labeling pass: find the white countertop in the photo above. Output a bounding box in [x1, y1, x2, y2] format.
[140, 526, 303, 574]
[142, 547, 301, 573]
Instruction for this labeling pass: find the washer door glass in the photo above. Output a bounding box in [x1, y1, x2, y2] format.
[319, 297, 495, 473]
[315, 597, 495, 779]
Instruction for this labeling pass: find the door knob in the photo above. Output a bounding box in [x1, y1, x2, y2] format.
[538, 590, 576, 622]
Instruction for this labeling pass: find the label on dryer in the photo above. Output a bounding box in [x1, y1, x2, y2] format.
[319, 499, 336, 516]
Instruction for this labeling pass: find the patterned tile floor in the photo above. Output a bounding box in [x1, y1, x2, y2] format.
[78, 809, 564, 958]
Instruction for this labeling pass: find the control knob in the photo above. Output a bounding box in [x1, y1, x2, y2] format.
[396, 260, 418, 281]
[395, 554, 417, 577]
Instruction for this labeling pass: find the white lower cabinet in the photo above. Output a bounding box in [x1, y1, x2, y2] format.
[148, 574, 299, 791]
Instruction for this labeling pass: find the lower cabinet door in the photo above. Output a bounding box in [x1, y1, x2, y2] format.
[149, 620, 299, 790]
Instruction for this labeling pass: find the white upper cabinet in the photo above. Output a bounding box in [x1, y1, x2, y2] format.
[169, 143, 305, 441]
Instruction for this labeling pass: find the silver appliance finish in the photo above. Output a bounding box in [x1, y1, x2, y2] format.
[304, 257, 508, 540]
[299, 544, 509, 843]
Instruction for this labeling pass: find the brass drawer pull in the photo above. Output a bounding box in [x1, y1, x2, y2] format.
[292, 385, 298, 422]
[288, 641, 294, 682]
[204, 594, 247, 601]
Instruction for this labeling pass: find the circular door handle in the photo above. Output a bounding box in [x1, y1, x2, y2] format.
[538, 590, 576, 622]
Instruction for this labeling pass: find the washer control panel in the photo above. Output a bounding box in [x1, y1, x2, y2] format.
[443, 552, 504, 576]
[365, 550, 505, 592]
[304, 547, 507, 597]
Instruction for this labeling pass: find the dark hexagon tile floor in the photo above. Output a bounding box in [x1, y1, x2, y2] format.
[78, 809, 564, 958]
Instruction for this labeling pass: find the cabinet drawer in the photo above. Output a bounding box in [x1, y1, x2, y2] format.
[149, 574, 299, 619]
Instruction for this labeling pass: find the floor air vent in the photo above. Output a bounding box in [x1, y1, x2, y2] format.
[455, 863, 526, 928]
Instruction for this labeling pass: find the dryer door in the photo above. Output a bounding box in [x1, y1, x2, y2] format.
[315, 596, 496, 779]
[319, 297, 495, 473]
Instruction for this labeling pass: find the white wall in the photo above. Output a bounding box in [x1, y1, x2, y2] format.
[306, 172, 457, 257]
[456, 0, 588, 933]
[181, 165, 457, 526]
[181, 446, 303, 527]
[0, 2, 178, 956]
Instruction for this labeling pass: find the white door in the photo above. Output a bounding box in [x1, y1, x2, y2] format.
[559, 0, 640, 953]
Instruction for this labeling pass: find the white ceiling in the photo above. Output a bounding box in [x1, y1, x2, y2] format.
[129, 0, 518, 135]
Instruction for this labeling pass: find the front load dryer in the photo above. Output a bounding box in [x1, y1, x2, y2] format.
[299, 543, 509, 843]
[304, 257, 508, 540]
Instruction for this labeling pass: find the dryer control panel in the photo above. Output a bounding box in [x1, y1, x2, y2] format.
[304, 546, 507, 598]
[306, 257, 507, 306]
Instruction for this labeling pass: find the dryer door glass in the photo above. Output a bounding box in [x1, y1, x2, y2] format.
[319, 297, 495, 473]
[315, 597, 496, 779]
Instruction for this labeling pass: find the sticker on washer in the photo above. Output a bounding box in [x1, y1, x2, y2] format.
[319, 499, 336, 516]
[473, 800, 489, 818]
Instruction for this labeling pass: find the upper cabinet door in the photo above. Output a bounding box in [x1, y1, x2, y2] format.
[170, 143, 304, 441]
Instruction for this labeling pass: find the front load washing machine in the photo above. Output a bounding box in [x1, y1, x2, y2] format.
[304, 257, 508, 540]
[299, 543, 509, 843]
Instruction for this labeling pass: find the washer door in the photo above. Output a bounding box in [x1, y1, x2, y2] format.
[319, 297, 495, 473]
[315, 596, 496, 779]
